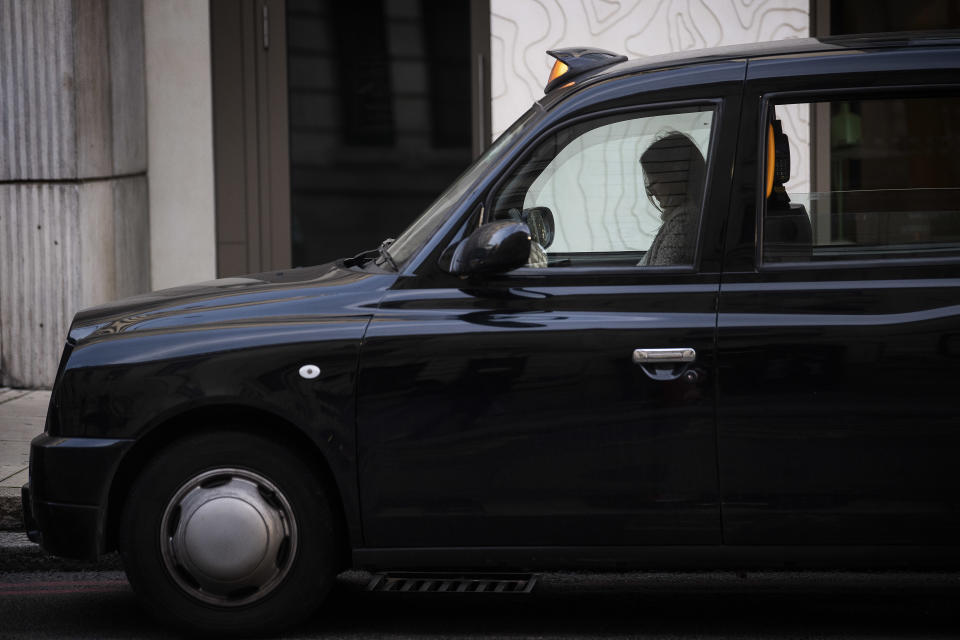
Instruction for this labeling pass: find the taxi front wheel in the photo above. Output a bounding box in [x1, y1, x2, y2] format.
[118, 429, 338, 636]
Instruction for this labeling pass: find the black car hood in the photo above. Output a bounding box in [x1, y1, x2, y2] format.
[69, 261, 390, 345]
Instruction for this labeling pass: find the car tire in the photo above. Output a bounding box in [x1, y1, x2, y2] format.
[118, 429, 338, 636]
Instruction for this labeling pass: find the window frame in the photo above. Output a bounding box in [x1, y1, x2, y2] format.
[481, 98, 724, 276]
[757, 84, 960, 271]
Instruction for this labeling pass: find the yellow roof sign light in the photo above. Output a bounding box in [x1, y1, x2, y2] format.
[547, 59, 569, 86]
[543, 47, 627, 94]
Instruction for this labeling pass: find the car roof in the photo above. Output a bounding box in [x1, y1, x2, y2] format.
[540, 31, 960, 107]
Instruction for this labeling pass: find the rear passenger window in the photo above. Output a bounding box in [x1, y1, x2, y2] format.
[762, 95, 960, 263]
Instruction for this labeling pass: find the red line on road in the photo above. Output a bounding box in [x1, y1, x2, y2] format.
[0, 580, 127, 589]
[0, 586, 129, 597]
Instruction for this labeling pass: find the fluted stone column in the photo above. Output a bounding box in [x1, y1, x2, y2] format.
[0, 0, 149, 388]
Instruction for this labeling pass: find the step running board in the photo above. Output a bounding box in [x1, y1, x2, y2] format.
[367, 572, 537, 594]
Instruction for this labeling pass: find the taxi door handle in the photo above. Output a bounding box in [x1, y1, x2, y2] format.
[632, 348, 696, 364]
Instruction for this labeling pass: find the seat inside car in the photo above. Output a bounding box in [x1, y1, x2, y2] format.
[763, 118, 812, 262]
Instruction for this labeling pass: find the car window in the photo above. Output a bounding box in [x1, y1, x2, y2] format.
[490, 106, 715, 268]
[762, 94, 960, 263]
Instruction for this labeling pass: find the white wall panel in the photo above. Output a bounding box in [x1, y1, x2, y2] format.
[143, 0, 216, 290]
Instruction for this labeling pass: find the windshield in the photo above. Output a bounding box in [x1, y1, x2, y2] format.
[387, 107, 538, 268]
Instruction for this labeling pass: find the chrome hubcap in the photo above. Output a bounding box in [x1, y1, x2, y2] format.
[160, 468, 298, 606]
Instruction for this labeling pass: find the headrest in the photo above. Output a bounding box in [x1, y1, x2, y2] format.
[766, 119, 791, 198]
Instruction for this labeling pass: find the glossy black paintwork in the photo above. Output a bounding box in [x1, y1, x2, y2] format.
[27, 36, 960, 567]
[41, 262, 392, 550]
[717, 269, 960, 544]
[447, 220, 531, 275]
[358, 274, 721, 547]
[26, 436, 132, 558]
[29, 435, 132, 506]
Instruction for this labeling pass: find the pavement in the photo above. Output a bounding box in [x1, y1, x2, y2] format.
[0, 388, 48, 531]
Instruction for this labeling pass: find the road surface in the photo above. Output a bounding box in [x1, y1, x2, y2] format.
[1, 568, 959, 638]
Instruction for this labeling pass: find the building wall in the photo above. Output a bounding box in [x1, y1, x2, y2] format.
[144, 0, 217, 290]
[490, 0, 810, 192]
[0, 0, 150, 388]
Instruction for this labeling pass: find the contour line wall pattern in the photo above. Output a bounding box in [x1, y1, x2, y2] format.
[490, 0, 810, 194]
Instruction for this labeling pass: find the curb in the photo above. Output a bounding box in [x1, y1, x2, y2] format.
[0, 488, 22, 531]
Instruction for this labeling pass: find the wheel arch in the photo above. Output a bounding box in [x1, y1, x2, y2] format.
[103, 404, 353, 570]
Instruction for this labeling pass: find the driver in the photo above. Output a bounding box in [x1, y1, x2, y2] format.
[638, 132, 706, 266]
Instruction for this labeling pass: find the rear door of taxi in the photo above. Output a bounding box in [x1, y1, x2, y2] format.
[717, 46, 960, 547]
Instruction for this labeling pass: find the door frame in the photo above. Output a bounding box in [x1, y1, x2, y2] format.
[210, 0, 291, 277]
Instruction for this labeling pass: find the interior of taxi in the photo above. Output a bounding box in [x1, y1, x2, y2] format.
[763, 95, 960, 263]
[489, 107, 715, 269]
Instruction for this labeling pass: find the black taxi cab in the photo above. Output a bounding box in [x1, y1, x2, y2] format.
[22, 33, 960, 635]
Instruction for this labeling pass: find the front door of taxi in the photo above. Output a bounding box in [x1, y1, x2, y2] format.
[356, 80, 743, 548]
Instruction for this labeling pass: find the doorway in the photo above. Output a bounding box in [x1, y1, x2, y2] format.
[285, 0, 486, 267]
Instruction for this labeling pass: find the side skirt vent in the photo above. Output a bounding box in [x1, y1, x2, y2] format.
[366, 572, 537, 594]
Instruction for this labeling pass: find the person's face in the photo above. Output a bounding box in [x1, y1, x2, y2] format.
[643, 161, 690, 212]
[644, 172, 669, 208]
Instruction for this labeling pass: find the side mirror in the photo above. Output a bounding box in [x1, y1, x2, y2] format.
[442, 221, 531, 277]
